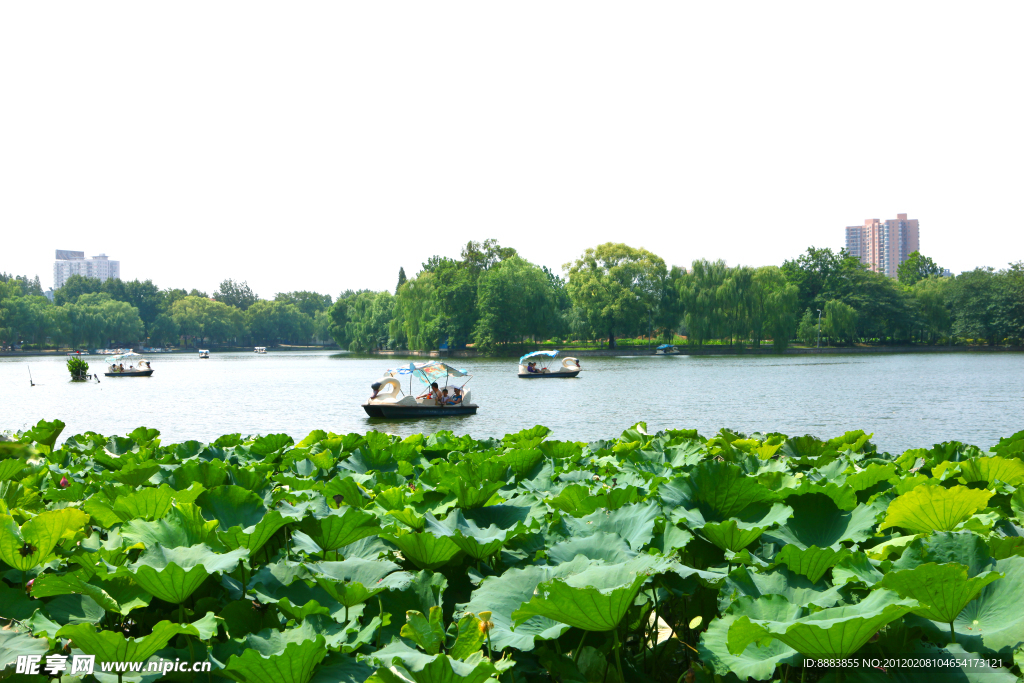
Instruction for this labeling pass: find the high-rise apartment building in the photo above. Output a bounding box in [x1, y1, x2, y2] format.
[845, 213, 919, 278]
[53, 250, 120, 289]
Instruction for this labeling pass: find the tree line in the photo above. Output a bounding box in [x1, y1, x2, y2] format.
[2, 242, 1021, 352]
[328, 240, 1024, 353]
[0, 274, 334, 350]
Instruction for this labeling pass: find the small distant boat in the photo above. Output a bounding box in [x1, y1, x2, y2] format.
[198, 350, 210, 359]
[363, 361, 477, 418]
[518, 350, 581, 378]
[254, 347, 267, 354]
[104, 352, 154, 377]
[654, 344, 680, 355]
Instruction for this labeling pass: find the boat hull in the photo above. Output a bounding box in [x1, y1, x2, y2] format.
[362, 403, 478, 418]
[518, 371, 580, 378]
[104, 370, 154, 377]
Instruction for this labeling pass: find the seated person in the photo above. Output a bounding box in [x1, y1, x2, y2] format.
[439, 388, 450, 405]
[448, 387, 463, 404]
[417, 382, 440, 400]
[526, 362, 539, 373]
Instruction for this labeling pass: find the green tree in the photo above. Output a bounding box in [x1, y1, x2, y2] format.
[53, 275, 102, 306]
[948, 268, 1009, 345]
[396, 267, 407, 294]
[214, 279, 258, 310]
[823, 299, 858, 345]
[911, 276, 952, 344]
[148, 314, 180, 347]
[274, 291, 332, 318]
[565, 243, 668, 348]
[392, 273, 439, 351]
[749, 266, 799, 350]
[474, 256, 561, 351]
[678, 259, 729, 347]
[897, 251, 944, 286]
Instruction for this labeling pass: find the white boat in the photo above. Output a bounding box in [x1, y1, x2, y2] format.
[654, 344, 680, 355]
[105, 352, 154, 377]
[254, 347, 267, 354]
[518, 350, 581, 378]
[363, 361, 477, 418]
[198, 350, 210, 359]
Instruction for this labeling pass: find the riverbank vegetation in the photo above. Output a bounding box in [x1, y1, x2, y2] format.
[3, 241, 1022, 353]
[0, 275, 334, 351]
[2, 419, 1023, 682]
[329, 240, 1022, 354]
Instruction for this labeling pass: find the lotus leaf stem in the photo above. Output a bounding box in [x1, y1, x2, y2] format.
[612, 627, 625, 683]
[572, 631, 586, 664]
[950, 621, 956, 644]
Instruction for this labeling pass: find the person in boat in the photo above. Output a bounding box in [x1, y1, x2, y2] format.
[449, 386, 463, 404]
[118, 364, 124, 372]
[439, 388, 450, 405]
[369, 382, 382, 400]
[527, 362, 539, 373]
[417, 382, 440, 400]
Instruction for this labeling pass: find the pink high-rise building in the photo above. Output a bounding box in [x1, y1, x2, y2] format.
[845, 214, 919, 278]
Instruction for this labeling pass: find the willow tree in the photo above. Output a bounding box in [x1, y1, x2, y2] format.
[679, 259, 729, 347]
[823, 299, 858, 346]
[749, 266, 799, 350]
[564, 243, 667, 348]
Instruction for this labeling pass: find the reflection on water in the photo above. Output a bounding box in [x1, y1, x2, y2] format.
[2, 350, 1021, 453]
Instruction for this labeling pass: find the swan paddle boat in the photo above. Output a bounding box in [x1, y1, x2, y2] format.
[518, 350, 581, 378]
[104, 352, 154, 377]
[198, 349, 210, 359]
[654, 344, 680, 355]
[362, 361, 478, 418]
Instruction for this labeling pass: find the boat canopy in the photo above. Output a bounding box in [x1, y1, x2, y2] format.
[393, 361, 468, 386]
[109, 353, 144, 363]
[519, 350, 559, 364]
[657, 344, 677, 350]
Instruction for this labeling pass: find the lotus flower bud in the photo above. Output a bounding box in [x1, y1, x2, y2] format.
[59, 475, 69, 488]
[478, 611, 494, 634]
[25, 578, 34, 593]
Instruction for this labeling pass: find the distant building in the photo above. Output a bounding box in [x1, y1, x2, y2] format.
[53, 250, 120, 289]
[845, 213, 919, 278]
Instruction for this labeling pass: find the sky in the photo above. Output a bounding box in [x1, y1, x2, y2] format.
[1, 2, 1021, 299]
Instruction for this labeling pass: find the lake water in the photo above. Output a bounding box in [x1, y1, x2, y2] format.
[2, 350, 1021, 454]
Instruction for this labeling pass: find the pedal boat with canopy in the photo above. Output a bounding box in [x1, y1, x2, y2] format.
[104, 352, 154, 377]
[518, 350, 581, 378]
[362, 361, 477, 417]
[654, 344, 680, 355]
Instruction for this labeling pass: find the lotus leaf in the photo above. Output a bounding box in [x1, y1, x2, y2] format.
[111, 485, 175, 521]
[880, 485, 994, 534]
[402, 606, 446, 655]
[0, 629, 51, 670]
[31, 571, 152, 615]
[311, 558, 412, 616]
[773, 545, 852, 584]
[127, 544, 248, 604]
[546, 531, 637, 564]
[299, 506, 381, 557]
[121, 502, 220, 549]
[698, 595, 802, 681]
[57, 613, 219, 663]
[367, 642, 510, 683]
[380, 530, 461, 570]
[0, 507, 90, 570]
[720, 566, 847, 613]
[560, 502, 659, 551]
[877, 562, 1003, 627]
[216, 628, 327, 683]
[764, 493, 884, 549]
[424, 508, 526, 560]
[728, 588, 918, 659]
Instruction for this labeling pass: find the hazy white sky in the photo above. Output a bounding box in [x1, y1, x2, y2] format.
[2, 2, 1021, 298]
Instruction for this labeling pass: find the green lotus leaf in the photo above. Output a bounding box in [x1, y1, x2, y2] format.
[0, 507, 90, 570]
[727, 588, 918, 659]
[952, 456, 1024, 487]
[511, 557, 671, 631]
[111, 485, 175, 522]
[0, 628, 50, 670]
[121, 502, 220, 549]
[31, 571, 152, 616]
[199, 485, 268, 528]
[880, 485, 994, 534]
[381, 530, 462, 570]
[19, 418, 65, 450]
[546, 531, 637, 564]
[172, 457, 229, 489]
[367, 642, 510, 683]
[299, 506, 381, 556]
[764, 493, 884, 550]
[831, 552, 885, 587]
[246, 561, 340, 622]
[109, 461, 162, 487]
[375, 570, 448, 645]
[310, 558, 412, 609]
[698, 595, 801, 681]
[720, 566, 847, 613]
[458, 558, 595, 651]
[44, 593, 106, 625]
[219, 510, 292, 555]
[0, 581, 36, 620]
[661, 461, 777, 521]
[447, 613, 485, 661]
[877, 562, 1003, 625]
[215, 629, 327, 683]
[0, 458, 26, 483]
[893, 531, 996, 576]
[910, 555, 1024, 654]
[308, 653, 373, 683]
[57, 614, 219, 663]
[698, 503, 793, 552]
[560, 502, 659, 551]
[386, 507, 427, 531]
[127, 544, 248, 604]
[402, 606, 446, 655]
[424, 508, 527, 560]
[773, 545, 852, 584]
[547, 484, 605, 517]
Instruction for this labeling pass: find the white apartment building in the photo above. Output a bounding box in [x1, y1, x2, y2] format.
[53, 250, 121, 289]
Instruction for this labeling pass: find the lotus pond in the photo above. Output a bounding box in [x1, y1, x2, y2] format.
[2, 420, 1024, 683]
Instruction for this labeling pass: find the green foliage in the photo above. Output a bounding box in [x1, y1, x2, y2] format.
[67, 355, 90, 380]
[898, 250, 944, 286]
[3, 419, 1024, 681]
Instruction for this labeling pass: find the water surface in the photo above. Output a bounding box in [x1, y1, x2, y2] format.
[2, 350, 1021, 453]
